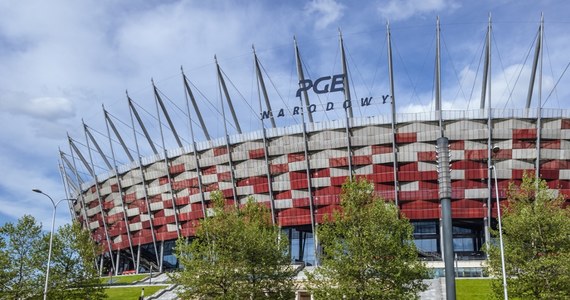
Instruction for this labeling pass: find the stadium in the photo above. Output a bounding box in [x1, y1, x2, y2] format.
[59, 19, 570, 275]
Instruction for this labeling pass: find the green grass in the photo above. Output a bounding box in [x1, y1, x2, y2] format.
[103, 274, 149, 284]
[456, 279, 493, 300]
[105, 286, 165, 300]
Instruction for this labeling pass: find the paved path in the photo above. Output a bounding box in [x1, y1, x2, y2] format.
[144, 275, 446, 299]
[419, 278, 445, 300]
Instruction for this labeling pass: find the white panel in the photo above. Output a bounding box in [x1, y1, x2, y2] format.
[400, 181, 418, 191]
[451, 170, 464, 180]
[274, 199, 292, 209]
[465, 188, 488, 199]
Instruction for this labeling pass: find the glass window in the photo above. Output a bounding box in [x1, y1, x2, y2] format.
[413, 221, 437, 235]
[453, 226, 473, 234]
[453, 237, 474, 252]
[414, 238, 438, 252]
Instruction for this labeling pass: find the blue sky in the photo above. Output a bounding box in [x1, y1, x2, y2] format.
[1, 0, 569, 230]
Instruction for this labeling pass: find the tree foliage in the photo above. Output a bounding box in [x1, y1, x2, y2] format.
[0, 215, 45, 299]
[48, 221, 106, 300]
[0, 216, 106, 300]
[486, 173, 570, 299]
[307, 178, 429, 300]
[173, 191, 295, 299]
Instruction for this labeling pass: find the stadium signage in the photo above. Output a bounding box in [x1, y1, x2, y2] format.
[260, 73, 390, 120]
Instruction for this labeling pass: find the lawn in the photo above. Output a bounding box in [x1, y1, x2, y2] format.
[105, 286, 165, 299]
[456, 279, 492, 300]
[103, 274, 149, 284]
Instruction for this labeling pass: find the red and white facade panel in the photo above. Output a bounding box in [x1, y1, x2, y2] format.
[74, 110, 570, 252]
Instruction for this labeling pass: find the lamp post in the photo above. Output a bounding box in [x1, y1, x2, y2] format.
[489, 163, 508, 300]
[32, 189, 74, 300]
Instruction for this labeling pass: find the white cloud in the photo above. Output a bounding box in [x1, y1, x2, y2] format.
[305, 0, 345, 30]
[5, 97, 76, 120]
[377, 0, 460, 21]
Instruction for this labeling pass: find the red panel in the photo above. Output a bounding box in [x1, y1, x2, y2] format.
[274, 191, 292, 200]
[419, 181, 438, 189]
[399, 162, 418, 171]
[542, 160, 570, 170]
[180, 211, 204, 221]
[157, 231, 178, 241]
[103, 200, 115, 210]
[372, 145, 393, 154]
[292, 197, 310, 207]
[290, 171, 307, 180]
[169, 164, 185, 174]
[237, 176, 266, 186]
[450, 140, 464, 150]
[205, 183, 219, 192]
[154, 217, 166, 226]
[312, 168, 330, 178]
[401, 200, 439, 210]
[465, 149, 487, 160]
[373, 183, 396, 192]
[512, 140, 535, 149]
[418, 151, 437, 161]
[366, 173, 393, 183]
[110, 184, 119, 192]
[396, 132, 417, 143]
[397, 171, 417, 181]
[465, 169, 488, 180]
[540, 169, 559, 180]
[248, 148, 265, 159]
[452, 199, 484, 209]
[176, 196, 190, 205]
[202, 166, 216, 175]
[331, 176, 349, 185]
[353, 155, 372, 165]
[513, 128, 537, 139]
[316, 205, 341, 222]
[452, 208, 485, 218]
[547, 180, 570, 189]
[512, 169, 535, 179]
[314, 195, 340, 206]
[313, 186, 341, 196]
[373, 164, 393, 173]
[330, 157, 348, 167]
[560, 189, 570, 199]
[278, 208, 311, 226]
[492, 149, 512, 160]
[452, 160, 486, 170]
[270, 163, 289, 174]
[562, 119, 570, 129]
[165, 215, 176, 224]
[217, 171, 232, 182]
[159, 177, 170, 185]
[288, 153, 305, 162]
[221, 188, 234, 198]
[213, 147, 228, 156]
[452, 180, 487, 189]
[290, 179, 308, 189]
[400, 208, 439, 219]
[253, 183, 269, 194]
[400, 190, 439, 201]
[542, 140, 561, 149]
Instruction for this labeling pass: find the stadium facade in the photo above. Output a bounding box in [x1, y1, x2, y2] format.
[59, 19, 570, 274]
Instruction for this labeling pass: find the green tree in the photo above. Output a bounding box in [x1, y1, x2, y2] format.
[486, 173, 570, 299]
[47, 221, 106, 299]
[173, 191, 295, 299]
[0, 215, 45, 299]
[307, 178, 429, 300]
[0, 234, 12, 295]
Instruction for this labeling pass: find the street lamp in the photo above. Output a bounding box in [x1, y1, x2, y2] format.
[489, 148, 508, 300]
[32, 189, 75, 300]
